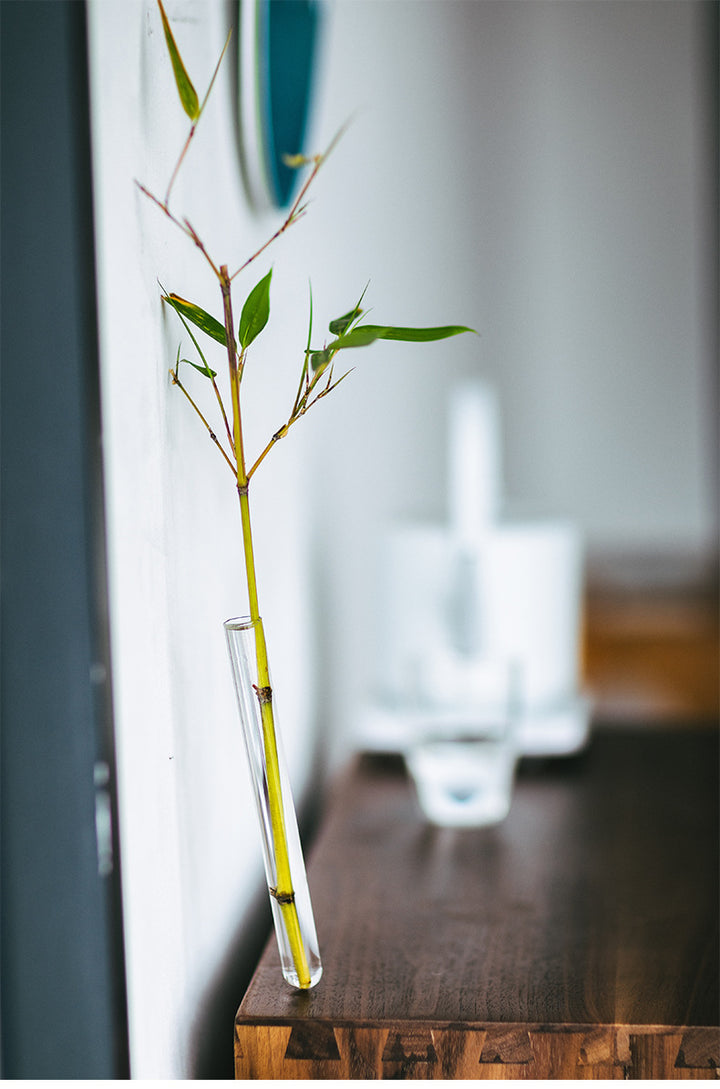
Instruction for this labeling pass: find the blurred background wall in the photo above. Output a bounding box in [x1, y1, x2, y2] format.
[304, 0, 718, 753]
[3, 0, 714, 1079]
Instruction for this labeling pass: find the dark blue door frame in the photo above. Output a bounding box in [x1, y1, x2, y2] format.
[1, 1, 130, 1077]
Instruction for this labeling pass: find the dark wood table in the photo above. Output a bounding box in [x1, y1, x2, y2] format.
[235, 726, 719, 1079]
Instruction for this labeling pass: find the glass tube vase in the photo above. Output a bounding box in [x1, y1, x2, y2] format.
[224, 616, 322, 989]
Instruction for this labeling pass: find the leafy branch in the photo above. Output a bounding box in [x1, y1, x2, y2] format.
[160, 274, 474, 486]
[143, 0, 475, 991]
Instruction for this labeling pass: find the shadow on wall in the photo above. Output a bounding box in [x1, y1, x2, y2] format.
[189, 788, 326, 1078]
[189, 883, 270, 1078]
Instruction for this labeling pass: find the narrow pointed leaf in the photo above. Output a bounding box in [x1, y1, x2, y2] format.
[158, 0, 200, 120]
[163, 293, 227, 345]
[329, 306, 364, 336]
[239, 269, 272, 349]
[184, 359, 218, 379]
[360, 324, 476, 343]
[164, 289, 215, 374]
[326, 326, 390, 351]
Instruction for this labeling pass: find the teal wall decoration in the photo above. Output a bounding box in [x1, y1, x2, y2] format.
[239, 0, 322, 210]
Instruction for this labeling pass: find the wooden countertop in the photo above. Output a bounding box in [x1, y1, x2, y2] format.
[235, 726, 719, 1079]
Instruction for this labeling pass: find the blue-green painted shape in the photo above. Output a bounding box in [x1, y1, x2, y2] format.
[259, 0, 322, 208]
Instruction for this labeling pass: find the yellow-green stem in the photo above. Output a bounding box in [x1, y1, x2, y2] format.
[221, 268, 312, 988]
[251, 617, 311, 985]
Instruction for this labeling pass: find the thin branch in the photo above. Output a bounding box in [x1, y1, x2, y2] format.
[210, 374, 235, 454]
[248, 366, 353, 480]
[247, 424, 289, 479]
[317, 367, 353, 399]
[164, 124, 196, 208]
[182, 217, 222, 279]
[228, 203, 308, 284]
[229, 122, 351, 283]
[135, 181, 190, 234]
[136, 182, 222, 280]
[170, 369, 237, 476]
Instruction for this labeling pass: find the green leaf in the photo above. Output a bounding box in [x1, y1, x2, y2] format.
[310, 321, 475, 371]
[183, 359, 217, 379]
[239, 269, 272, 350]
[164, 287, 216, 376]
[358, 324, 476, 343]
[158, 0, 200, 120]
[328, 306, 364, 337]
[326, 326, 390, 351]
[163, 293, 227, 345]
[310, 348, 333, 373]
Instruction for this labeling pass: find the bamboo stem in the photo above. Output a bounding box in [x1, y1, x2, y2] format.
[220, 266, 312, 989]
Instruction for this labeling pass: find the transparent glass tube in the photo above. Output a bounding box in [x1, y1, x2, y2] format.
[224, 616, 322, 989]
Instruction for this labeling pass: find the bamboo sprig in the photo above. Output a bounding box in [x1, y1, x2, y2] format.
[218, 264, 312, 987]
[144, 0, 475, 991]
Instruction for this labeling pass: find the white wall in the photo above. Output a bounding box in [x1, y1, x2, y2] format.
[87, 0, 716, 1076]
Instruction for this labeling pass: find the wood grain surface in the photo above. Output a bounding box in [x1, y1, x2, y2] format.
[236, 727, 719, 1079]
